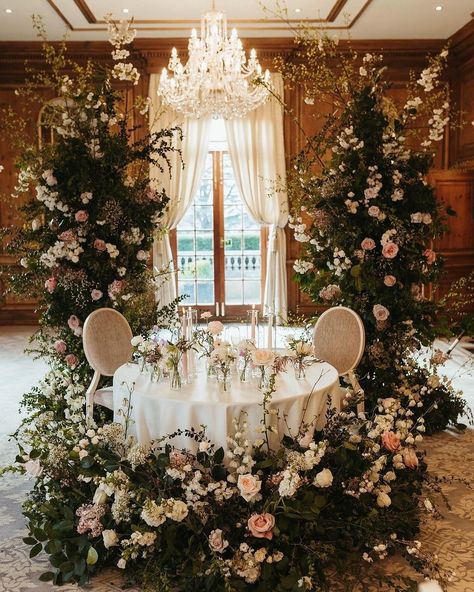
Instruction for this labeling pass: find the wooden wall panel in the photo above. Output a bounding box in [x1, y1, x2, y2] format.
[0, 35, 473, 323]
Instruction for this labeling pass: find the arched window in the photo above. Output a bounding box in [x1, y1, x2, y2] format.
[37, 97, 69, 147]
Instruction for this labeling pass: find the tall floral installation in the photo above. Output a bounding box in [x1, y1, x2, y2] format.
[1, 16, 178, 383]
[0, 16, 467, 592]
[278, 33, 470, 433]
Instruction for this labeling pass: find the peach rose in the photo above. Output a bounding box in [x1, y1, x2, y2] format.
[402, 447, 419, 469]
[373, 304, 390, 321]
[237, 473, 261, 502]
[382, 242, 399, 259]
[247, 513, 275, 540]
[207, 320, 224, 335]
[94, 239, 107, 251]
[45, 277, 57, 293]
[251, 349, 275, 367]
[208, 528, 229, 553]
[65, 353, 78, 368]
[424, 249, 436, 264]
[361, 237, 376, 250]
[91, 289, 103, 301]
[54, 340, 67, 354]
[75, 210, 89, 222]
[381, 431, 401, 452]
[368, 206, 380, 217]
[384, 275, 396, 287]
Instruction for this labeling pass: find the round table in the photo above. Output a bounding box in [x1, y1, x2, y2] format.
[113, 360, 341, 452]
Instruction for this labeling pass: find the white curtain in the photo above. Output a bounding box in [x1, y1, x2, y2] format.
[225, 74, 289, 321]
[148, 74, 212, 306]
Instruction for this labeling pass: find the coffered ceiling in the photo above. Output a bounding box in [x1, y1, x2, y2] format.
[0, 0, 472, 40]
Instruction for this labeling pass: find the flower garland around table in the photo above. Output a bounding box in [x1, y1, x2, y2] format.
[275, 32, 472, 433]
[8, 350, 459, 591]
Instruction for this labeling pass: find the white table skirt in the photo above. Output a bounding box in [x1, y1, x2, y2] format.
[113, 360, 341, 452]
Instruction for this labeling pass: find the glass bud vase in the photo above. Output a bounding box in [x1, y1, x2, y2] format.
[294, 358, 306, 380]
[170, 358, 183, 390]
[216, 365, 231, 392]
[239, 359, 251, 382]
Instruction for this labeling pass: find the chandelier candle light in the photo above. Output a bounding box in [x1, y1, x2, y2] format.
[158, 2, 271, 119]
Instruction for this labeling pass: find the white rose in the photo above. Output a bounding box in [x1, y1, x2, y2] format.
[117, 558, 126, 569]
[314, 468, 333, 488]
[24, 459, 43, 478]
[251, 349, 275, 367]
[131, 335, 144, 346]
[78, 449, 88, 460]
[199, 441, 211, 452]
[102, 529, 119, 549]
[93, 487, 108, 505]
[136, 249, 149, 261]
[295, 341, 313, 356]
[207, 320, 224, 335]
[237, 473, 262, 502]
[377, 492, 392, 507]
[418, 581, 443, 592]
[167, 499, 188, 522]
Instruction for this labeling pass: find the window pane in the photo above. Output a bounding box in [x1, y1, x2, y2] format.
[223, 180, 241, 205]
[197, 281, 214, 304]
[225, 280, 243, 305]
[224, 254, 243, 279]
[243, 254, 261, 279]
[194, 205, 213, 230]
[195, 179, 213, 205]
[243, 280, 260, 304]
[179, 282, 195, 303]
[195, 256, 214, 280]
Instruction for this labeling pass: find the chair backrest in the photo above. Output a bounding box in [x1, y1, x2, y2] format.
[83, 308, 133, 377]
[312, 306, 365, 376]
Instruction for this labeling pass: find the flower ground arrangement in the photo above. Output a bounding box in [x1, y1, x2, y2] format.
[277, 33, 470, 432]
[12, 361, 454, 591]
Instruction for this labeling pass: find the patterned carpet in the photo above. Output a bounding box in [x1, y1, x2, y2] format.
[0, 327, 473, 592]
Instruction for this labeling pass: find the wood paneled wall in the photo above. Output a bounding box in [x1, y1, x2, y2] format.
[1, 28, 473, 323]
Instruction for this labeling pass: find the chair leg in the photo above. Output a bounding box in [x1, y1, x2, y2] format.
[347, 370, 365, 415]
[85, 370, 101, 426]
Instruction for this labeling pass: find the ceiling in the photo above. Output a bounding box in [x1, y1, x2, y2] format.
[0, 0, 472, 41]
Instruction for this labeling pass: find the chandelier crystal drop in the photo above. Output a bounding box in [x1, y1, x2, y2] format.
[158, 5, 271, 119]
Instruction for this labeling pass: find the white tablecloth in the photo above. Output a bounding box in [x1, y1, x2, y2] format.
[113, 360, 340, 452]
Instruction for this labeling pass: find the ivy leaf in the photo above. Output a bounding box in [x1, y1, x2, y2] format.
[213, 447, 224, 465]
[30, 543, 43, 558]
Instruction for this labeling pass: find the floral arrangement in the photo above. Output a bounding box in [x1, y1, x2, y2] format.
[275, 33, 470, 430]
[10, 360, 455, 591]
[209, 342, 237, 390]
[237, 339, 257, 382]
[0, 17, 178, 385]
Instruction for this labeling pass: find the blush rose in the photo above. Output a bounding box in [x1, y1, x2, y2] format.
[381, 431, 401, 452]
[247, 513, 275, 540]
[237, 473, 261, 502]
[382, 242, 399, 259]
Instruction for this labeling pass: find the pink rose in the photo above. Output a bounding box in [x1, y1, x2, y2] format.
[58, 230, 76, 242]
[108, 279, 125, 297]
[67, 315, 81, 330]
[424, 249, 436, 264]
[237, 473, 261, 502]
[381, 431, 401, 452]
[45, 277, 57, 293]
[402, 447, 419, 469]
[94, 239, 107, 251]
[54, 340, 67, 354]
[65, 353, 78, 368]
[91, 289, 103, 301]
[373, 304, 390, 321]
[382, 242, 399, 259]
[361, 237, 376, 251]
[24, 459, 43, 478]
[247, 513, 275, 540]
[75, 210, 89, 223]
[383, 275, 396, 287]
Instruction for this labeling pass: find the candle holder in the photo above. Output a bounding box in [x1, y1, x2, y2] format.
[246, 308, 260, 346]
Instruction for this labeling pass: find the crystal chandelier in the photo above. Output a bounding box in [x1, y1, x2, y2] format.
[158, 3, 271, 119]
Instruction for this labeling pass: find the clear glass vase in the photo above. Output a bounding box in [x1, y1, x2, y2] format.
[294, 358, 306, 380]
[170, 358, 183, 390]
[239, 359, 252, 382]
[216, 365, 231, 391]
